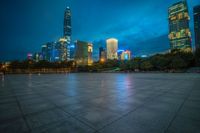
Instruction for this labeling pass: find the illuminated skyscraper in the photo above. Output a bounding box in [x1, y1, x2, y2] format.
[41, 42, 55, 62]
[168, 0, 192, 51]
[74, 40, 93, 66]
[121, 50, 131, 60]
[194, 5, 200, 50]
[106, 38, 118, 60]
[56, 38, 67, 61]
[64, 7, 71, 38]
[64, 6, 72, 60]
[41, 44, 48, 60]
[99, 47, 106, 62]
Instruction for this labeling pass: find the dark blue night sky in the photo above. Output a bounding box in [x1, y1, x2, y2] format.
[0, 0, 199, 61]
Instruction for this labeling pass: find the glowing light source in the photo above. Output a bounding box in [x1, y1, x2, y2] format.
[117, 50, 125, 52]
[70, 45, 75, 48]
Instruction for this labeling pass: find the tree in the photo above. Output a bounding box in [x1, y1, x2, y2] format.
[132, 58, 142, 70]
[195, 48, 200, 67]
[140, 60, 153, 71]
[150, 55, 170, 70]
[170, 56, 187, 70]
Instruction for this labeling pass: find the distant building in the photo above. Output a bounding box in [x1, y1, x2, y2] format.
[106, 38, 118, 60]
[64, 7, 71, 38]
[74, 40, 93, 66]
[41, 44, 48, 60]
[117, 50, 124, 60]
[121, 50, 131, 60]
[27, 53, 33, 60]
[70, 44, 75, 60]
[194, 5, 200, 50]
[41, 42, 55, 62]
[33, 53, 42, 62]
[64, 6, 72, 60]
[168, 0, 192, 51]
[56, 38, 68, 61]
[99, 47, 106, 62]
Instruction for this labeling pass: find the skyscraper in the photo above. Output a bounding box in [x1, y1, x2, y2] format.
[106, 38, 118, 60]
[41, 42, 55, 62]
[64, 7, 71, 38]
[64, 6, 72, 60]
[57, 38, 67, 61]
[99, 47, 106, 62]
[194, 5, 200, 50]
[74, 40, 93, 66]
[168, 0, 192, 51]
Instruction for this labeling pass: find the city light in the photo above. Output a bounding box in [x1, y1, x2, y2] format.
[70, 45, 75, 48]
[117, 50, 125, 52]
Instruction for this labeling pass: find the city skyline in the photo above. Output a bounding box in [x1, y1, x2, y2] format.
[0, 0, 199, 61]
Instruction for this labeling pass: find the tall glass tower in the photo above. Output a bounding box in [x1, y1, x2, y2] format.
[64, 6, 72, 60]
[194, 5, 200, 50]
[168, 0, 192, 51]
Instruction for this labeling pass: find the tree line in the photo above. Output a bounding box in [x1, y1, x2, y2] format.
[1, 49, 200, 72]
[80, 49, 200, 72]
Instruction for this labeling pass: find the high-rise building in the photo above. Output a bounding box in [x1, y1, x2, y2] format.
[74, 40, 93, 66]
[41, 44, 48, 60]
[121, 50, 131, 60]
[194, 5, 200, 50]
[64, 7, 71, 37]
[33, 53, 43, 62]
[168, 0, 192, 51]
[56, 38, 67, 61]
[106, 38, 118, 60]
[88, 44, 93, 66]
[64, 6, 72, 60]
[41, 42, 55, 62]
[99, 47, 106, 62]
[70, 44, 75, 60]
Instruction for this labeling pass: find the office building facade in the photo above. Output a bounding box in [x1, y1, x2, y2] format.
[194, 5, 200, 50]
[106, 38, 118, 60]
[168, 0, 192, 51]
[64, 7, 72, 60]
[99, 47, 106, 62]
[74, 40, 93, 66]
[56, 38, 68, 61]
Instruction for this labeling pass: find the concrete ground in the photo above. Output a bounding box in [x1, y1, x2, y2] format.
[0, 73, 200, 133]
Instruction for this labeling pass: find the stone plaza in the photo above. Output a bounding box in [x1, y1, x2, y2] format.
[0, 73, 200, 133]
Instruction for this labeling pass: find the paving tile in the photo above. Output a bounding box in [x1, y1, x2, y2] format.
[61, 103, 91, 115]
[26, 108, 70, 129]
[145, 99, 181, 113]
[49, 97, 82, 107]
[183, 100, 200, 109]
[20, 101, 56, 115]
[178, 105, 200, 121]
[0, 118, 29, 133]
[96, 101, 141, 115]
[155, 95, 184, 105]
[121, 107, 175, 131]
[100, 117, 159, 133]
[0, 96, 16, 104]
[166, 116, 200, 133]
[31, 117, 95, 133]
[0, 102, 21, 121]
[74, 107, 121, 130]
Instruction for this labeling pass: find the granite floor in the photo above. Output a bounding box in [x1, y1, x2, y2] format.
[0, 73, 200, 133]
